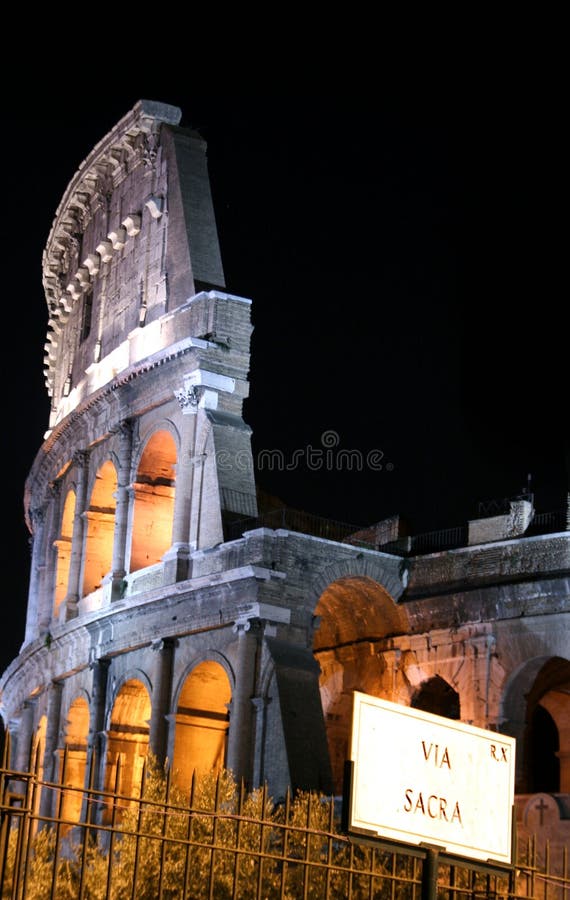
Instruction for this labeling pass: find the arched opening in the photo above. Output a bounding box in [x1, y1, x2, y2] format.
[524, 658, 570, 793]
[528, 705, 559, 792]
[411, 675, 460, 720]
[60, 696, 89, 826]
[130, 431, 176, 573]
[172, 661, 231, 791]
[82, 460, 117, 597]
[105, 679, 150, 814]
[313, 575, 408, 794]
[53, 489, 76, 619]
[503, 656, 570, 793]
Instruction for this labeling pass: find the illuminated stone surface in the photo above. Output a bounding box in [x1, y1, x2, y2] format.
[0, 102, 568, 851]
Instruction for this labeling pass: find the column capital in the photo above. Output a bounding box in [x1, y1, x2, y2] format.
[151, 637, 178, 653]
[72, 449, 89, 469]
[232, 616, 263, 635]
[89, 655, 111, 673]
[174, 384, 204, 412]
[30, 505, 47, 528]
[251, 696, 271, 712]
[110, 418, 134, 439]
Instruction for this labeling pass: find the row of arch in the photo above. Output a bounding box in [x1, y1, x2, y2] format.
[54, 429, 178, 616]
[15, 660, 566, 832]
[31, 661, 231, 826]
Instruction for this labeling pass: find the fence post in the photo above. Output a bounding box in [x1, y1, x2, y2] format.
[421, 849, 439, 900]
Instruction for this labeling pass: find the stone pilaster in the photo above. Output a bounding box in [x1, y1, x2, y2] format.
[149, 638, 176, 766]
[24, 507, 47, 645]
[110, 421, 134, 600]
[63, 450, 89, 618]
[226, 618, 260, 786]
[14, 700, 35, 773]
[87, 658, 110, 800]
[163, 390, 198, 583]
[39, 681, 64, 819]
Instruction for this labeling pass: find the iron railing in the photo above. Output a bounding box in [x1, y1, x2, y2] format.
[224, 495, 568, 557]
[1, 740, 569, 900]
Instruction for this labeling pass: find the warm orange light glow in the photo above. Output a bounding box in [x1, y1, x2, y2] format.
[53, 489, 76, 619]
[105, 679, 151, 815]
[313, 576, 407, 794]
[61, 696, 89, 826]
[82, 461, 117, 597]
[172, 661, 231, 791]
[130, 431, 177, 573]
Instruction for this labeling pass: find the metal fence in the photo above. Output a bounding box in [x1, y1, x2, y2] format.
[1, 744, 568, 899]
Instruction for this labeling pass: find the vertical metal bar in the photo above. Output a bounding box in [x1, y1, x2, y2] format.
[347, 841, 355, 900]
[183, 771, 196, 898]
[255, 782, 266, 898]
[156, 763, 171, 899]
[104, 755, 122, 900]
[207, 771, 221, 900]
[390, 848, 397, 900]
[130, 757, 148, 900]
[302, 793, 312, 900]
[421, 850, 439, 900]
[18, 745, 41, 900]
[449, 858, 456, 900]
[279, 789, 290, 900]
[231, 779, 245, 900]
[78, 745, 97, 900]
[324, 797, 334, 899]
[49, 745, 68, 900]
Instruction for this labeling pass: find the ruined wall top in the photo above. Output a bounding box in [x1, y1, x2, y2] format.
[42, 100, 226, 428]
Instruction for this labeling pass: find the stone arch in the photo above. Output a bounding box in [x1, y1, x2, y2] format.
[53, 488, 76, 620]
[82, 459, 117, 597]
[60, 695, 89, 825]
[172, 660, 232, 791]
[130, 428, 178, 573]
[502, 655, 570, 793]
[411, 675, 460, 719]
[104, 678, 151, 814]
[310, 556, 405, 607]
[172, 651, 236, 707]
[312, 573, 409, 794]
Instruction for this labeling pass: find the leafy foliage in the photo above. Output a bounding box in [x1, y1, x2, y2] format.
[2, 758, 420, 899]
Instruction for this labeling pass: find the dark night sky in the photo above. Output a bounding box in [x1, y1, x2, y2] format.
[2, 88, 567, 677]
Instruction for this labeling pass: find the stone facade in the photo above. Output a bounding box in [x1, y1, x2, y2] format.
[1, 101, 569, 854]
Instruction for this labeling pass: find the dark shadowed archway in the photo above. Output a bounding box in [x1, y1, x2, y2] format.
[313, 575, 409, 794]
[412, 675, 460, 719]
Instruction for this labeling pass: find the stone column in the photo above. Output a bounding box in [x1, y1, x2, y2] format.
[87, 658, 110, 802]
[149, 638, 175, 766]
[226, 618, 260, 786]
[110, 421, 134, 600]
[39, 680, 63, 819]
[10, 700, 36, 804]
[14, 701, 35, 773]
[63, 450, 89, 619]
[163, 386, 199, 583]
[24, 507, 47, 645]
[43, 481, 63, 627]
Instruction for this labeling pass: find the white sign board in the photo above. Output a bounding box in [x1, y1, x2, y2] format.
[346, 692, 515, 865]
